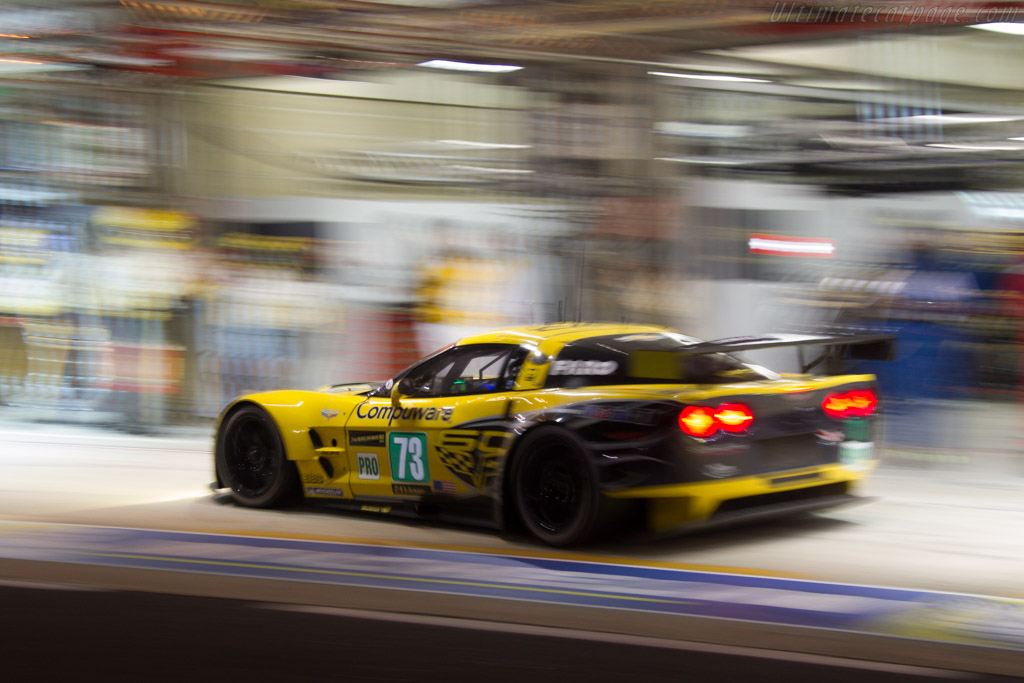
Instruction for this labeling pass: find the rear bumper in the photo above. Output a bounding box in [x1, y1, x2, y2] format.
[605, 461, 876, 533]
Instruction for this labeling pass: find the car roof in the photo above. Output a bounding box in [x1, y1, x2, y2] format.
[455, 322, 682, 351]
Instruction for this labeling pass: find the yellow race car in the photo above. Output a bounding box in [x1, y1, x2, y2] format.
[214, 322, 890, 546]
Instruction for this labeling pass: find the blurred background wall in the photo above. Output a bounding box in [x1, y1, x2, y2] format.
[1, 1, 1023, 443]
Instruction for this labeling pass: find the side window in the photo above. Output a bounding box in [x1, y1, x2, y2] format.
[405, 353, 461, 397]
[376, 344, 528, 398]
[450, 349, 508, 395]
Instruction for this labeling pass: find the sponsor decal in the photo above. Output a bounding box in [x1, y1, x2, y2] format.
[433, 480, 458, 494]
[305, 487, 345, 497]
[321, 409, 339, 419]
[549, 360, 618, 376]
[349, 430, 386, 447]
[389, 432, 429, 483]
[356, 403, 453, 425]
[360, 504, 392, 513]
[437, 429, 512, 493]
[815, 429, 845, 443]
[392, 483, 431, 496]
[356, 453, 380, 480]
[302, 473, 325, 484]
[839, 441, 874, 471]
[702, 462, 740, 479]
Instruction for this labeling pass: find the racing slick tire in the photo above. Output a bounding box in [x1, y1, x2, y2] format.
[511, 427, 606, 547]
[216, 404, 299, 508]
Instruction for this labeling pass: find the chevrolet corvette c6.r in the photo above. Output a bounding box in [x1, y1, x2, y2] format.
[214, 322, 890, 546]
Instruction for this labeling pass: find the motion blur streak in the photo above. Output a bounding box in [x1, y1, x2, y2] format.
[1, 0, 1024, 679]
[0, 1, 1021, 453]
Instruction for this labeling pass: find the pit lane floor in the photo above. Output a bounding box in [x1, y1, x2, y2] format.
[2, 582, 1011, 682]
[0, 418, 1022, 676]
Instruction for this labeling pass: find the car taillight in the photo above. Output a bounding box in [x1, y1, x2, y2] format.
[715, 403, 754, 433]
[822, 388, 878, 419]
[679, 406, 717, 438]
[679, 403, 754, 438]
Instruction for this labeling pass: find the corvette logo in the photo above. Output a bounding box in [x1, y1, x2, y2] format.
[321, 409, 339, 419]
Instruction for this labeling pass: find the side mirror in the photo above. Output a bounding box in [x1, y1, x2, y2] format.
[390, 378, 413, 407]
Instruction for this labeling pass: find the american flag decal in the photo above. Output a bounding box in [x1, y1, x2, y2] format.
[433, 480, 458, 494]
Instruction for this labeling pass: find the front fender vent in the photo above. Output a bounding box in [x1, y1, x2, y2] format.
[309, 428, 323, 450]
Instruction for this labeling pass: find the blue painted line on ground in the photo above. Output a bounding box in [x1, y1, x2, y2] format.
[0, 522, 1021, 648]
[73, 526, 928, 601]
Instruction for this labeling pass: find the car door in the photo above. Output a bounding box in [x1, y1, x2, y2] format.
[344, 343, 527, 501]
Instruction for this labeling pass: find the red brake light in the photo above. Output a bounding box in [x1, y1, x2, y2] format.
[679, 403, 755, 437]
[715, 403, 754, 433]
[846, 389, 878, 417]
[823, 389, 877, 419]
[679, 406, 717, 438]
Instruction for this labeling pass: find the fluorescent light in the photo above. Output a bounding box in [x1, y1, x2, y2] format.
[927, 143, 1024, 151]
[437, 139, 530, 149]
[418, 59, 522, 73]
[648, 71, 769, 84]
[970, 23, 1024, 35]
[974, 208, 1024, 219]
[897, 114, 1024, 124]
[655, 157, 745, 166]
[749, 234, 835, 257]
[0, 58, 87, 73]
[655, 121, 750, 138]
[820, 134, 906, 148]
[450, 165, 533, 174]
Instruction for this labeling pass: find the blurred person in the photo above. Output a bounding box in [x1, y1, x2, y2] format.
[872, 235, 978, 450]
[414, 220, 537, 355]
[81, 208, 196, 432]
[997, 252, 1024, 393]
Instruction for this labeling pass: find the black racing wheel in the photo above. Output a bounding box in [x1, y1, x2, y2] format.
[216, 404, 298, 508]
[512, 427, 604, 546]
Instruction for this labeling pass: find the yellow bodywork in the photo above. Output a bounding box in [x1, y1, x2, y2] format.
[218, 322, 880, 533]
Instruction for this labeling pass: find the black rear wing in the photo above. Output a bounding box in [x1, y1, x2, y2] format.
[683, 333, 895, 374]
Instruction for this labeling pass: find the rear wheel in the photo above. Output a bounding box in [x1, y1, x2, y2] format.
[512, 428, 603, 547]
[216, 404, 298, 508]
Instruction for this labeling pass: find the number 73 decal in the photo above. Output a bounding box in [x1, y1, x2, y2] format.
[388, 432, 429, 482]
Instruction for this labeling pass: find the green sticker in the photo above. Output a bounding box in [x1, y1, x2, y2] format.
[388, 432, 429, 482]
[845, 418, 870, 441]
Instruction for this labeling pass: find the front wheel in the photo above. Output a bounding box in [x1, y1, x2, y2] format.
[216, 404, 298, 508]
[512, 428, 604, 547]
